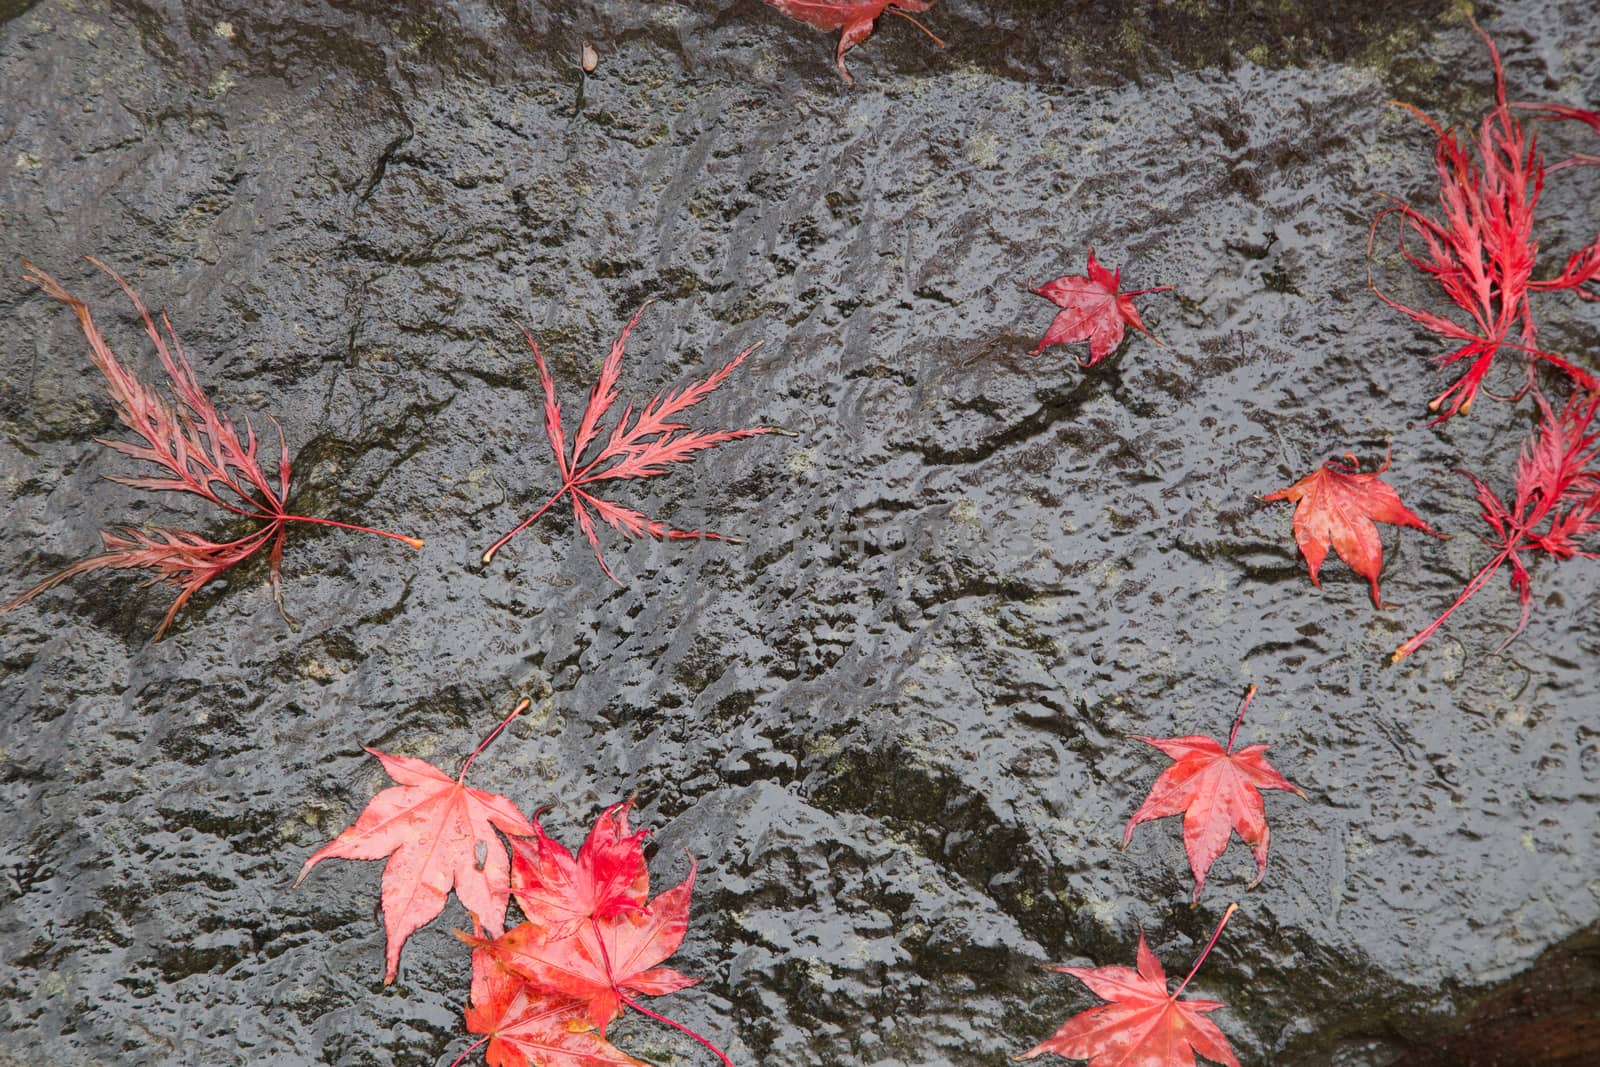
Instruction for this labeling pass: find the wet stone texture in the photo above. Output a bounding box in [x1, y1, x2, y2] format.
[1, 1, 1597, 1065]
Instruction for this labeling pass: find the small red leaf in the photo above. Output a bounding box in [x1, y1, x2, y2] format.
[481, 304, 787, 580]
[1123, 687, 1303, 904]
[1028, 251, 1172, 366]
[462, 947, 646, 1067]
[296, 702, 534, 984]
[1020, 906, 1241, 1066]
[509, 799, 651, 942]
[760, 0, 944, 86]
[1262, 450, 1443, 609]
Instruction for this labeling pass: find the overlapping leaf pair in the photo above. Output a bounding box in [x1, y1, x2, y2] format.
[1026, 688, 1301, 1064]
[296, 702, 728, 1067]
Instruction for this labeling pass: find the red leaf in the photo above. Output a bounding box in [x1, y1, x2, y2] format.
[1394, 389, 1600, 661]
[1262, 450, 1444, 609]
[477, 860, 698, 1035]
[3, 260, 422, 639]
[295, 700, 535, 984]
[510, 799, 652, 941]
[1369, 24, 1600, 419]
[1123, 687, 1303, 904]
[480, 303, 788, 581]
[460, 946, 646, 1067]
[1028, 251, 1173, 366]
[760, 1, 944, 86]
[1020, 905, 1241, 1067]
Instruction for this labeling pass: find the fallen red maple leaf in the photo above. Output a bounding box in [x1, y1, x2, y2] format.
[1019, 903, 1241, 1066]
[510, 799, 651, 941]
[1123, 687, 1304, 904]
[760, 0, 945, 86]
[1262, 450, 1445, 609]
[451, 945, 646, 1067]
[1394, 389, 1600, 661]
[479, 303, 789, 581]
[1028, 251, 1173, 366]
[296, 699, 535, 984]
[1369, 24, 1600, 419]
[468, 805, 732, 1066]
[2, 259, 423, 639]
[475, 872, 697, 1036]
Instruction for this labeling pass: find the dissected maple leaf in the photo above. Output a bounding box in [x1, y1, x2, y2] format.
[1262, 450, 1445, 609]
[2, 259, 423, 639]
[510, 799, 651, 941]
[1394, 389, 1600, 661]
[1019, 904, 1241, 1066]
[760, 0, 945, 86]
[296, 699, 535, 984]
[1123, 686, 1304, 904]
[1028, 251, 1173, 366]
[1369, 23, 1600, 419]
[453, 946, 646, 1067]
[480, 303, 789, 581]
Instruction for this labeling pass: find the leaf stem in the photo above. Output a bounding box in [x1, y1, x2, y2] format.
[480, 487, 569, 565]
[1225, 686, 1257, 753]
[445, 1035, 489, 1067]
[882, 6, 946, 48]
[277, 513, 424, 549]
[458, 697, 530, 783]
[1172, 902, 1238, 999]
[590, 915, 733, 1067]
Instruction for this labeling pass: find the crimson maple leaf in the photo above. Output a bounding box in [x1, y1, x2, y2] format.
[510, 799, 651, 941]
[453, 946, 646, 1067]
[1123, 686, 1303, 904]
[1020, 905, 1241, 1067]
[480, 303, 788, 581]
[1262, 450, 1445, 609]
[476, 859, 698, 1036]
[759, 1, 945, 86]
[296, 700, 534, 984]
[1028, 251, 1173, 365]
[1369, 24, 1600, 419]
[2, 260, 422, 640]
[1395, 389, 1600, 661]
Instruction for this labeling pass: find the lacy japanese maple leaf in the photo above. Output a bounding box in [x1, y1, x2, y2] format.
[450, 946, 646, 1067]
[1262, 450, 1445, 609]
[1028, 251, 1173, 366]
[296, 699, 535, 984]
[2, 259, 423, 639]
[1370, 23, 1600, 419]
[1020, 904, 1240, 1067]
[510, 799, 650, 941]
[1394, 389, 1600, 661]
[1123, 687, 1303, 904]
[480, 303, 788, 581]
[760, 1, 944, 86]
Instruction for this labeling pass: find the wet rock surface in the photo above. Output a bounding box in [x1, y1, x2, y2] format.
[1, 2, 1596, 1065]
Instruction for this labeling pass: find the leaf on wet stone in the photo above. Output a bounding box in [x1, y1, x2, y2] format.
[2, 259, 423, 640]
[459, 946, 647, 1067]
[1123, 686, 1303, 904]
[479, 302, 791, 581]
[296, 700, 534, 984]
[1262, 450, 1444, 609]
[1020, 905, 1241, 1066]
[1027, 250, 1173, 366]
[759, 0, 945, 86]
[462, 803, 732, 1066]
[509, 798, 651, 942]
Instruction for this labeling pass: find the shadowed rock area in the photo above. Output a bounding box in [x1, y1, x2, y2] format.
[1, 2, 1596, 1065]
